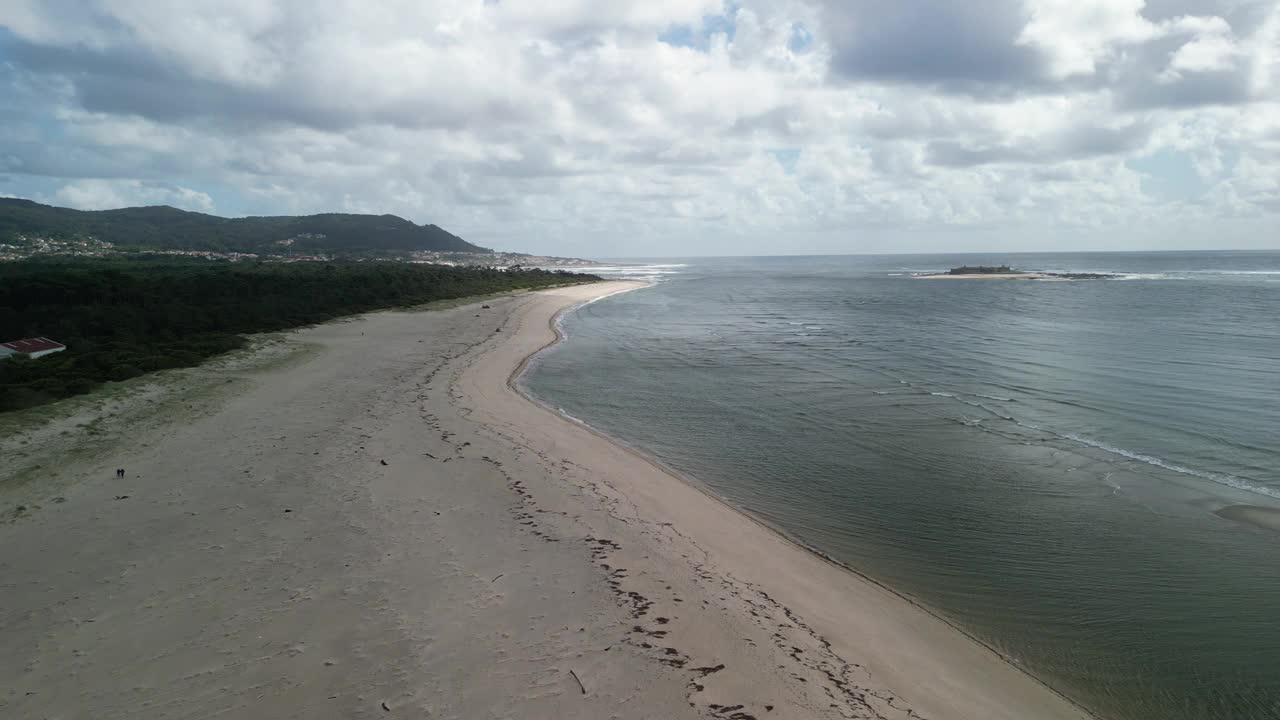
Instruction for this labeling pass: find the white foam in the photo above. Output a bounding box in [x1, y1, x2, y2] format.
[1010, 421, 1280, 501]
[1177, 270, 1280, 275]
[557, 407, 587, 425]
[569, 265, 685, 277]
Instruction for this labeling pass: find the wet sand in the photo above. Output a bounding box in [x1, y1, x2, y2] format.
[1215, 504, 1280, 533]
[0, 281, 1094, 719]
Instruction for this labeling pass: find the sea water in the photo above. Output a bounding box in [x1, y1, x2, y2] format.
[525, 252, 1280, 720]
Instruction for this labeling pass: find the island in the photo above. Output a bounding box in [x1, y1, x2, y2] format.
[915, 265, 1117, 280]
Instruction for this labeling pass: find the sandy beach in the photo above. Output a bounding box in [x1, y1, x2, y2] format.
[0, 281, 1094, 719]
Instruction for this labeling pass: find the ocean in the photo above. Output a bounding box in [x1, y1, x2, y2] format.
[523, 252, 1280, 720]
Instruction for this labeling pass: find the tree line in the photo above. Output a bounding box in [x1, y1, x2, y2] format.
[0, 258, 598, 412]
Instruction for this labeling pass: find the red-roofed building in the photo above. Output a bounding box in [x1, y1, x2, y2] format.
[0, 337, 67, 360]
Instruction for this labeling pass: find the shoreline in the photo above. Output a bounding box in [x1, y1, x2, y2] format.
[483, 281, 1097, 719]
[516, 281, 1031, 674]
[2, 281, 1097, 719]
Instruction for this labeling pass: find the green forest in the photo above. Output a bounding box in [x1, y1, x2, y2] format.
[0, 198, 490, 254]
[0, 259, 598, 412]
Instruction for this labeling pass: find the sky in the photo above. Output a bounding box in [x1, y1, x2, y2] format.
[1, 1, 1278, 257]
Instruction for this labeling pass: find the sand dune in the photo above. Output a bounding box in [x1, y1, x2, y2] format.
[0, 281, 1092, 719]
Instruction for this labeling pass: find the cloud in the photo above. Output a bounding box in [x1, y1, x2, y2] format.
[821, 0, 1048, 93]
[818, 0, 1276, 107]
[52, 179, 215, 212]
[925, 121, 1151, 167]
[0, 0, 1277, 255]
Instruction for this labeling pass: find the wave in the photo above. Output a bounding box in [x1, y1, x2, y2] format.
[1064, 432, 1280, 499]
[1176, 270, 1280, 276]
[571, 265, 685, 276]
[923, 388, 1280, 500]
[556, 407, 588, 425]
[973, 393, 1015, 402]
[1002, 422, 1280, 500]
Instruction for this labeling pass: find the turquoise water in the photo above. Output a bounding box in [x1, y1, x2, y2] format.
[525, 252, 1280, 720]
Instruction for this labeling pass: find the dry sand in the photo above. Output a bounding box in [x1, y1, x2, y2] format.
[1, 281, 1094, 719]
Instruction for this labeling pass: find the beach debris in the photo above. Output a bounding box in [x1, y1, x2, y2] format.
[284, 508, 292, 513]
[423, 452, 437, 459]
[569, 669, 586, 694]
[482, 304, 491, 309]
[379, 459, 388, 466]
[491, 573, 504, 583]
[495, 328, 501, 333]
[381, 701, 391, 711]
[114, 495, 129, 500]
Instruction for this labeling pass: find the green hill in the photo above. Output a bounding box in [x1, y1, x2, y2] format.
[0, 198, 491, 254]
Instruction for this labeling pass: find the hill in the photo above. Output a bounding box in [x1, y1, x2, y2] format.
[0, 198, 491, 255]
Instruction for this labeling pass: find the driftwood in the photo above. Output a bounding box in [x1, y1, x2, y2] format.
[569, 669, 586, 694]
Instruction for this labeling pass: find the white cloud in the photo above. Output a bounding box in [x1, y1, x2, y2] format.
[1168, 30, 1241, 74]
[1018, 0, 1158, 79]
[0, 0, 1277, 255]
[53, 179, 216, 213]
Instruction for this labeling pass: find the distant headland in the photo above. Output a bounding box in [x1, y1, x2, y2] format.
[0, 197, 595, 267]
[915, 265, 1117, 280]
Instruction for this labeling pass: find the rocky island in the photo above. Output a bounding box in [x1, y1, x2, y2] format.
[916, 265, 1117, 280]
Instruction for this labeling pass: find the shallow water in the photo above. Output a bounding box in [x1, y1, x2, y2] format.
[526, 252, 1280, 720]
